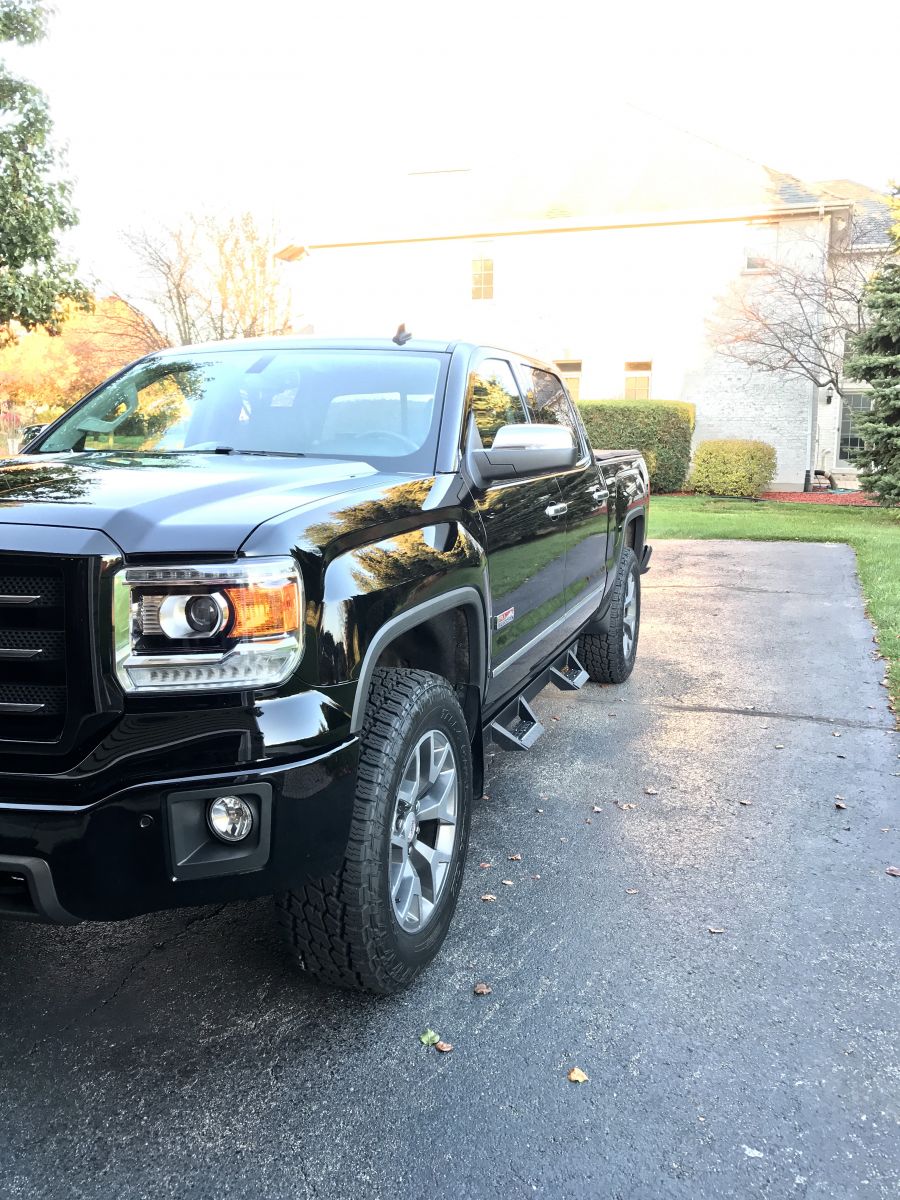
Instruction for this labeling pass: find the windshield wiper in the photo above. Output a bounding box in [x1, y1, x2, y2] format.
[176, 446, 309, 457]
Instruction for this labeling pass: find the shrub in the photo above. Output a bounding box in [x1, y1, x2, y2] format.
[689, 439, 777, 498]
[577, 400, 695, 493]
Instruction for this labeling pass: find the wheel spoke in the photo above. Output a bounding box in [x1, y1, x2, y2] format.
[416, 769, 456, 825]
[397, 753, 420, 806]
[411, 839, 452, 903]
[428, 736, 452, 784]
[393, 857, 423, 926]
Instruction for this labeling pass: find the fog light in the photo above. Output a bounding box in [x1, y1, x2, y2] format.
[207, 796, 254, 843]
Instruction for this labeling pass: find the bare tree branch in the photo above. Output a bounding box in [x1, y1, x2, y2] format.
[709, 218, 893, 396]
[123, 214, 293, 347]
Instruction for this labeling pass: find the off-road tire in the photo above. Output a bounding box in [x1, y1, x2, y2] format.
[276, 668, 472, 994]
[578, 547, 641, 684]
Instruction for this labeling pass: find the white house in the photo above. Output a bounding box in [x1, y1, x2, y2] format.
[276, 119, 890, 490]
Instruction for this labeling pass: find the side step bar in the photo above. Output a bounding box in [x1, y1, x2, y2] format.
[488, 645, 588, 752]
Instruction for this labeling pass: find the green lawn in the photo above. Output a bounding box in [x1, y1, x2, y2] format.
[650, 496, 900, 711]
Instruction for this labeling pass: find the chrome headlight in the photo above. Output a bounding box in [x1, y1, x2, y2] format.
[113, 558, 303, 693]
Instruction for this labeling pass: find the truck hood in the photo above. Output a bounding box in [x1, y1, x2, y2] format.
[0, 452, 389, 555]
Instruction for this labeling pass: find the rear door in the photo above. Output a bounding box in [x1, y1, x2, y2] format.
[463, 356, 568, 706]
[517, 364, 609, 631]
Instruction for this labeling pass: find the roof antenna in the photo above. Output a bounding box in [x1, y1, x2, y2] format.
[392, 323, 412, 346]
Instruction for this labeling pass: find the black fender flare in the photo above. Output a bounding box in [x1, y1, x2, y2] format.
[349, 586, 488, 733]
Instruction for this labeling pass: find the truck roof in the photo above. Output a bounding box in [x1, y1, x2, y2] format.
[148, 336, 561, 375]
[153, 336, 461, 356]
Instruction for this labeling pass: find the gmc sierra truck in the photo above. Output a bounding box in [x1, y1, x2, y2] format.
[0, 337, 649, 993]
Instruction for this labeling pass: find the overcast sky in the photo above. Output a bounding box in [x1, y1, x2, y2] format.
[7, 0, 896, 295]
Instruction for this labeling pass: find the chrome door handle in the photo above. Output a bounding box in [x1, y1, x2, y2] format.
[545, 502, 568, 519]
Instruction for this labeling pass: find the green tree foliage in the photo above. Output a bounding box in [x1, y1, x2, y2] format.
[577, 400, 695, 492]
[688, 438, 777, 498]
[0, 0, 88, 340]
[845, 189, 900, 507]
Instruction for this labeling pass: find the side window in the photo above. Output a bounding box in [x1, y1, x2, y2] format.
[467, 359, 527, 448]
[520, 365, 581, 443]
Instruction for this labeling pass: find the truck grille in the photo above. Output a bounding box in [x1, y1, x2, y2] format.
[0, 555, 70, 741]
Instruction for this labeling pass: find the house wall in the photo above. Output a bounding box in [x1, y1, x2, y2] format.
[291, 213, 834, 489]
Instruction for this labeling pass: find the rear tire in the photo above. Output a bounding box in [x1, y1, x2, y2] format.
[276, 668, 472, 994]
[578, 547, 641, 684]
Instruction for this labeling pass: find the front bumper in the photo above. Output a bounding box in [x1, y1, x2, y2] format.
[0, 737, 359, 923]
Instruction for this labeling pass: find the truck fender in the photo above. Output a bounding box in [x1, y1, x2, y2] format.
[349, 586, 488, 733]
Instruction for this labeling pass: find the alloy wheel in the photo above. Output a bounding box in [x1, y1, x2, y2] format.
[389, 729, 459, 933]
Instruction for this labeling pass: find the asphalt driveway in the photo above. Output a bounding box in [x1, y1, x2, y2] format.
[1, 540, 898, 1199]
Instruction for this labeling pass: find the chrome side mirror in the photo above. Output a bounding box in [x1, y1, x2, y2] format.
[468, 423, 577, 485]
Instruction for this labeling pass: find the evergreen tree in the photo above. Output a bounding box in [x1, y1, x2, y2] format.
[0, 0, 88, 341]
[845, 188, 900, 506]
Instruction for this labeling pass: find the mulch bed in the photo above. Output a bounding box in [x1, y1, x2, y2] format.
[761, 491, 878, 506]
[668, 491, 879, 506]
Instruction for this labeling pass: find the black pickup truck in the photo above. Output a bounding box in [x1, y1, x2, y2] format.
[0, 338, 649, 992]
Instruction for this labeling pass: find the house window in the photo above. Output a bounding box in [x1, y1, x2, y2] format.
[839, 391, 874, 466]
[471, 257, 493, 300]
[743, 221, 779, 273]
[554, 359, 582, 404]
[624, 361, 651, 401]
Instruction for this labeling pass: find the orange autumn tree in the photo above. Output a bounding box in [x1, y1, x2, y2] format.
[0, 296, 167, 452]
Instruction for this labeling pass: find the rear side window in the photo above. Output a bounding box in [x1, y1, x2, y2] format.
[467, 359, 527, 448]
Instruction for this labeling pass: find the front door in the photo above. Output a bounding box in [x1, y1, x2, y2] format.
[463, 357, 568, 707]
[516, 364, 609, 635]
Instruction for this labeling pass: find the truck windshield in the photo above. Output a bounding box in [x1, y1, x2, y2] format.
[34, 348, 448, 471]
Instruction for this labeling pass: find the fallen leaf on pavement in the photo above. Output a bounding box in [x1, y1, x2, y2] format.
[832, 732, 842, 737]
[535, 808, 544, 814]
[644, 786, 659, 795]
[835, 801, 847, 810]
[435, 1041, 454, 1053]
[508, 853, 522, 861]
[585, 818, 592, 824]
[739, 800, 752, 806]
[708, 927, 726, 934]
[420, 1029, 440, 1046]
[531, 874, 541, 879]
[774, 744, 785, 750]
[479, 862, 491, 869]
[592, 805, 602, 813]
[835, 795, 845, 801]
[886, 866, 900, 878]
[481, 893, 497, 902]
[836, 753, 846, 758]
[620, 802, 638, 810]
[473, 982, 492, 996]
[480, 794, 490, 801]
[625, 888, 639, 895]
[500, 879, 514, 886]
[567, 1067, 589, 1084]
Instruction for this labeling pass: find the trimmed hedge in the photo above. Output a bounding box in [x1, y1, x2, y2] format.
[577, 400, 696, 493]
[689, 439, 777, 498]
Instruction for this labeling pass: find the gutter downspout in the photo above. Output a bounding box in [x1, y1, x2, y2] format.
[804, 204, 829, 492]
